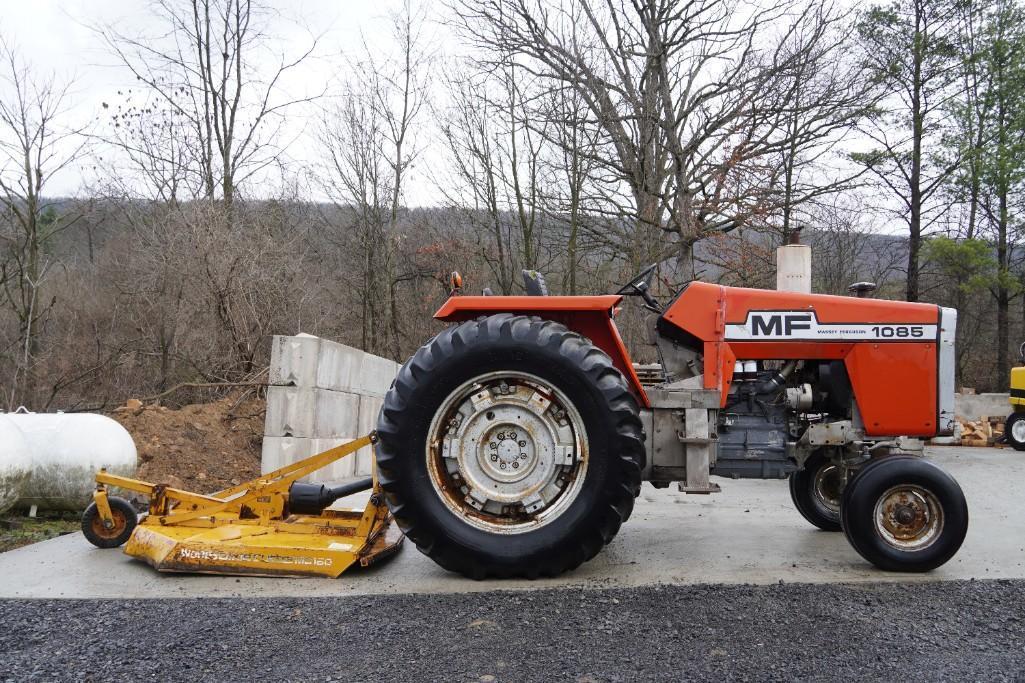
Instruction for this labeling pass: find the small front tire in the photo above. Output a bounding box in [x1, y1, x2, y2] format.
[82, 497, 137, 548]
[841, 456, 968, 572]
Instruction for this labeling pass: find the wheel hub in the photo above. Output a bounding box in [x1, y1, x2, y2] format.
[481, 426, 535, 481]
[874, 485, 944, 550]
[813, 462, 843, 512]
[428, 372, 587, 532]
[1012, 418, 1025, 443]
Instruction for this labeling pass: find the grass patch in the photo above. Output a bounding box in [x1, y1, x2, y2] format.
[0, 512, 80, 553]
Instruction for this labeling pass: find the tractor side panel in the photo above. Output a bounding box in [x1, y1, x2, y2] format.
[434, 295, 649, 407]
[662, 282, 942, 437]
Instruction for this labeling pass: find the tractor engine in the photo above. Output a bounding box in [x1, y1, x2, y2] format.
[713, 360, 853, 480]
[715, 363, 794, 479]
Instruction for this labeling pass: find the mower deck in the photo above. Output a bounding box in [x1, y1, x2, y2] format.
[124, 508, 404, 578]
[87, 434, 403, 578]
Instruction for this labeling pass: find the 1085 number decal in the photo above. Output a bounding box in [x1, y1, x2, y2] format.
[871, 325, 925, 338]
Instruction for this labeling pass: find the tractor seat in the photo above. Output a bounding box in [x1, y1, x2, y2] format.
[522, 270, 549, 296]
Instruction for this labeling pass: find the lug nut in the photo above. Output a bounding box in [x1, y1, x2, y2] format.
[512, 462, 519, 469]
[490, 454, 498, 462]
[519, 453, 526, 459]
[518, 440, 526, 447]
[490, 442, 497, 449]
[500, 463, 506, 469]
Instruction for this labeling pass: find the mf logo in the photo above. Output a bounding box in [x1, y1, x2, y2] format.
[724, 310, 937, 341]
[750, 312, 813, 336]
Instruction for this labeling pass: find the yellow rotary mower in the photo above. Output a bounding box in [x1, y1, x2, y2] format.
[81, 433, 403, 577]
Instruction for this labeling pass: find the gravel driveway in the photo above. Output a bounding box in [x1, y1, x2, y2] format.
[2, 579, 1023, 682]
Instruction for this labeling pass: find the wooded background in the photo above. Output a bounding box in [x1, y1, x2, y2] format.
[1, 0, 1023, 411]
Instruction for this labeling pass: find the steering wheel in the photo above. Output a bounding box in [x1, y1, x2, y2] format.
[615, 263, 661, 312]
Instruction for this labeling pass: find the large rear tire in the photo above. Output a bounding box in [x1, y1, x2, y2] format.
[376, 314, 644, 579]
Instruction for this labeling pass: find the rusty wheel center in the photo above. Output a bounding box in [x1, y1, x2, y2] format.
[427, 371, 588, 533]
[90, 510, 127, 539]
[874, 485, 944, 551]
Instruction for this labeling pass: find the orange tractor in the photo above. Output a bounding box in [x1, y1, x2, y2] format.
[376, 268, 966, 578]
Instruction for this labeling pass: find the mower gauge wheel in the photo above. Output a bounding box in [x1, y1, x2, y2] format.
[81, 496, 138, 549]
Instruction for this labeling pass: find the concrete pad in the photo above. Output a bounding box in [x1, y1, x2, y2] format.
[2, 447, 1022, 599]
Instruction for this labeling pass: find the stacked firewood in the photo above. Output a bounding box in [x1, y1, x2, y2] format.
[958, 416, 1005, 447]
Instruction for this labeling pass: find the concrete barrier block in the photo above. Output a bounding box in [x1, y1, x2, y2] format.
[265, 386, 360, 438]
[315, 339, 364, 392]
[955, 393, 1010, 422]
[261, 436, 373, 482]
[358, 353, 399, 396]
[356, 395, 384, 474]
[269, 334, 320, 387]
[261, 436, 313, 474]
[358, 394, 384, 436]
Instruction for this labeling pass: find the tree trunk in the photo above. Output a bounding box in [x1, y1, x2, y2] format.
[997, 191, 1010, 390]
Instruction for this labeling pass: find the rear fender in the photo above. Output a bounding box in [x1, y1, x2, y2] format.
[434, 295, 649, 407]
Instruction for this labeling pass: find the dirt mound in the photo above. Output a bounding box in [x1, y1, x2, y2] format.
[110, 394, 265, 494]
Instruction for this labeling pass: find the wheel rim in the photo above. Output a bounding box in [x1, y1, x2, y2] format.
[812, 461, 842, 515]
[873, 485, 944, 551]
[426, 371, 588, 534]
[1011, 418, 1025, 443]
[90, 509, 127, 540]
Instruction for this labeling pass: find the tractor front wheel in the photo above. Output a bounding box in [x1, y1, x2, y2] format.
[789, 450, 843, 531]
[840, 456, 968, 572]
[375, 314, 644, 579]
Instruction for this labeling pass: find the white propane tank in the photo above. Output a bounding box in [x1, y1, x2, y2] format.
[0, 415, 33, 514]
[7, 412, 138, 511]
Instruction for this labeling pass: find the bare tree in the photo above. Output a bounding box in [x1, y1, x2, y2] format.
[540, 83, 604, 294]
[99, 0, 321, 208]
[451, 0, 872, 280]
[854, 0, 961, 302]
[317, 0, 431, 357]
[0, 39, 87, 408]
[438, 62, 550, 294]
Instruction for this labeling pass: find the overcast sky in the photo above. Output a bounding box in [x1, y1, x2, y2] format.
[2, 0, 441, 202]
[1, 0, 903, 236]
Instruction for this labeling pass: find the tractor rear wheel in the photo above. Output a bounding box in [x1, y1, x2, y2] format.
[375, 314, 644, 579]
[840, 456, 968, 572]
[789, 450, 842, 531]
